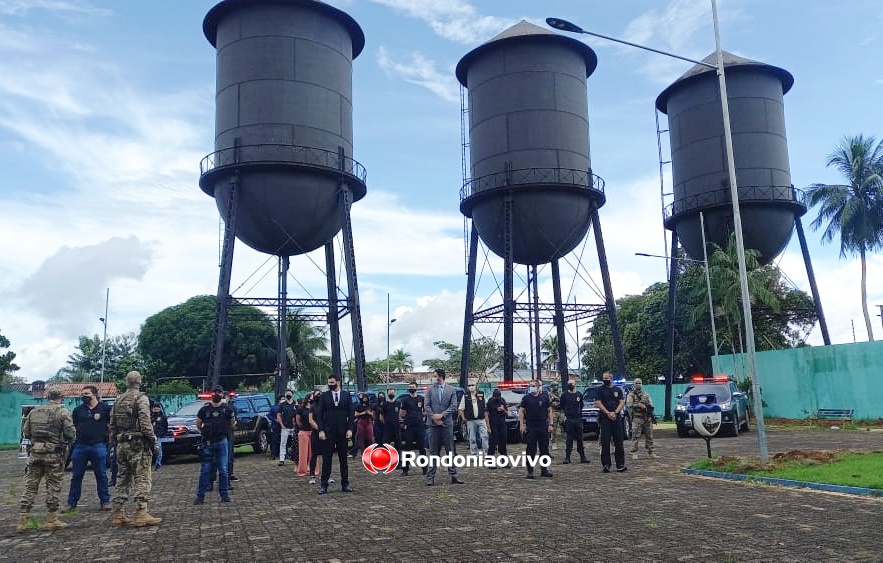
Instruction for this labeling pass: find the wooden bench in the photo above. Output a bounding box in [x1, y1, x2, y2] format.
[810, 408, 854, 426]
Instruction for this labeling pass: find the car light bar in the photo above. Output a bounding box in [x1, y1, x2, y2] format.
[690, 375, 731, 383]
[497, 381, 530, 389]
[197, 391, 237, 399]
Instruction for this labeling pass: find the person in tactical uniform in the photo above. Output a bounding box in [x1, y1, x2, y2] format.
[560, 381, 589, 464]
[195, 386, 234, 504]
[380, 387, 401, 450]
[484, 389, 508, 459]
[595, 371, 627, 473]
[17, 385, 76, 533]
[398, 380, 426, 476]
[549, 382, 563, 444]
[109, 371, 162, 526]
[518, 380, 554, 479]
[626, 378, 657, 460]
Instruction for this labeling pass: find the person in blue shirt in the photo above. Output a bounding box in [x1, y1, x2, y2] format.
[65, 385, 112, 511]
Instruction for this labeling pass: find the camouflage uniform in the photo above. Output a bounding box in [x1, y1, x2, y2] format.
[549, 387, 563, 443]
[18, 392, 76, 533]
[109, 382, 160, 526]
[626, 387, 654, 455]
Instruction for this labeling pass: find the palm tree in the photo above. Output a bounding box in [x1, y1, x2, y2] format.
[284, 310, 328, 387]
[805, 134, 883, 341]
[541, 335, 564, 376]
[388, 348, 413, 373]
[695, 234, 781, 356]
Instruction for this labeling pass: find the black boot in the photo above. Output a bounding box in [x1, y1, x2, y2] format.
[562, 455, 571, 464]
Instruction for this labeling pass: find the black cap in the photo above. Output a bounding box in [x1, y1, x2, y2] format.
[212, 385, 224, 393]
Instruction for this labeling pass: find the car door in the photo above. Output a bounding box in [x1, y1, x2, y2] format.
[232, 398, 255, 444]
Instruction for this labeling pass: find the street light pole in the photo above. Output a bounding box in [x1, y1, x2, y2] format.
[550, 0, 768, 460]
[99, 287, 109, 397]
[386, 293, 396, 379]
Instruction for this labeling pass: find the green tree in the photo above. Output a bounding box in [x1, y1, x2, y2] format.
[139, 295, 276, 389]
[0, 330, 21, 386]
[284, 310, 329, 389]
[422, 337, 527, 376]
[805, 134, 883, 341]
[388, 348, 413, 373]
[53, 333, 146, 384]
[541, 335, 566, 373]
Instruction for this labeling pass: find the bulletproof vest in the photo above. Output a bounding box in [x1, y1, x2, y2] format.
[201, 404, 230, 441]
[631, 389, 648, 414]
[28, 403, 64, 446]
[464, 393, 486, 420]
[113, 390, 146, 434]
[550, 392, 562, 411]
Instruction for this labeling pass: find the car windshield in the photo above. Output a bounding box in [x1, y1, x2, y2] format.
[682, 384, 732, 401]
[496, 390, 525, 406]
[171, 401, 205, 417]
[582, 387, 601, 402]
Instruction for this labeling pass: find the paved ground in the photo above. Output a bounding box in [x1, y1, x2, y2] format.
[0, 427, 882, 562]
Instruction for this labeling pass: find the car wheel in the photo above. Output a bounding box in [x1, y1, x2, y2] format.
[676, 425, 688, 438]
[742, 412, 750, 432]
[730, 416, 740, 437]
[253, 428, 269, 454]
[623, 416, 632, 440]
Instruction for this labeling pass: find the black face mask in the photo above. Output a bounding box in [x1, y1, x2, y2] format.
[388, 393, 395, 399]
[81, 396, 91, 404]
[212, 393, 223, 402]
[328, 384, 338, 391]
[409, 389, 417, 395]
[603, 379, 612, 387]
[568, 384, 575, 391]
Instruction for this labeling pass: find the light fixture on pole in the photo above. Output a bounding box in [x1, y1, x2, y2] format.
[549, 2, 768, 460]
[99, 287, 109, 397]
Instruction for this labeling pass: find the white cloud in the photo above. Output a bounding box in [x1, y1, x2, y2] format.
[0, 0, 101, 16]
[369, 0, 515, 44]
[376, 46, 460, 102]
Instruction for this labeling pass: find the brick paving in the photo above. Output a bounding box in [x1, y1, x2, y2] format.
[1, 428, 882, 562]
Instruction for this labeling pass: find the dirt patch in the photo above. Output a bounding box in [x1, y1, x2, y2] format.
[706, 449, 861, 473]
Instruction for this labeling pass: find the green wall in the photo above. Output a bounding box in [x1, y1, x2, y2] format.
[713, 341, 883, 420]
[0, 389, 38, 445]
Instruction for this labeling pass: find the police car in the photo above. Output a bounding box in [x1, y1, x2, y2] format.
[162, 392, 273, 458]
[580, 379, 633, 440]
[674, 375, 750, 438]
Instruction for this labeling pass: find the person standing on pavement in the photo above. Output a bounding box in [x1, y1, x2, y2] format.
[518, 379, 554, 479]
[306, 391, 324, 484]
[296, 395, 316, 477]
[315, 374, 355, 494]
[424, 369, 464, 486]
[559, 381, 588, 464]
[398, 381, 426, 476]
[150, 400, 168, 471]
[548, 382, 563, 444]
[380, 387, 402, 450]
[194, 386, 233, 505]
[17, 385, 76, 533]
[354, 392, 375, 458]
[277, 391, 296, 466]
[223, 391, 239, 482]
[595, 371, 627, 473]
[458, 384, 489, 455]
[269, 395, 284, 459]
[110, 371, 162, 527]
[626, 378, 657, 460]
[65, 385, 112, 512]
[484, 389, 508, 459]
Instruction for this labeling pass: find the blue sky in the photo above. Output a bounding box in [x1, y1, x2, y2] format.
[1, 0, 881, 382]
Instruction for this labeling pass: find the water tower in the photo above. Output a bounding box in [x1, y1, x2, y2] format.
[456, 21, 626, 387]
[655, 52, 830, 412]
[199, 0, 369, 395]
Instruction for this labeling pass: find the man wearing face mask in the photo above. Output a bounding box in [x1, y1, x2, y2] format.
[194, 386, 233, 504]
[518, 379, 554, 479]
[398, 381, 426, 476]
[314, 374, 355, 494]
[380, 387, 401, 450]
[277, 391, 296, 466]
[424, 369, 464, 486]
[65, 385, 112, 512]
[626, 378, 656, 460]
[458, 384, 489, 455]
[559, 381, 588, 464]
[595, 371, 627, 473]
[484, 389, 508, 460]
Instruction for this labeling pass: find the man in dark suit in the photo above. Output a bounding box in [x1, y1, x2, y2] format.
[424, 369, 464, 486]
[314, 374, 355, 494]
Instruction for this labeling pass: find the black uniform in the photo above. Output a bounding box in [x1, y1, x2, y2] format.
[309, 401, 322, 477]
[485, 394, 508, 455]
[519, 392, 552, 477]
[381, 396, 401, 448]
[398, 392, 426, 475]
[596, 383, 626, 470]
[560, 390, 587, 462]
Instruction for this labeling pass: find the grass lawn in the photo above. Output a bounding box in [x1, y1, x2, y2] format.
[691, 451, 883, 490]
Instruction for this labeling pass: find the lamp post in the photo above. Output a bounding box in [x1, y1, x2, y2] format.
[549, 0, 768, 461]
[99, 287, 109, 398]
[386, 293, 397, 379]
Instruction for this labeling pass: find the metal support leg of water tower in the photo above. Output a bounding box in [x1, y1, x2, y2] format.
[339, 183, 367, 391]
[460, 222, 479, 390]
[532, 265, 542, 381]
[591, 206, 625, 377]
[208, 175, 239, 390]
[276, 256, 289, 398]
[664, 232, 680, 421]
[551, 259, 569, 389]
[503, 193, 514, 383]
[325, 241, 342, 377]
[795, 217, 831, 345]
